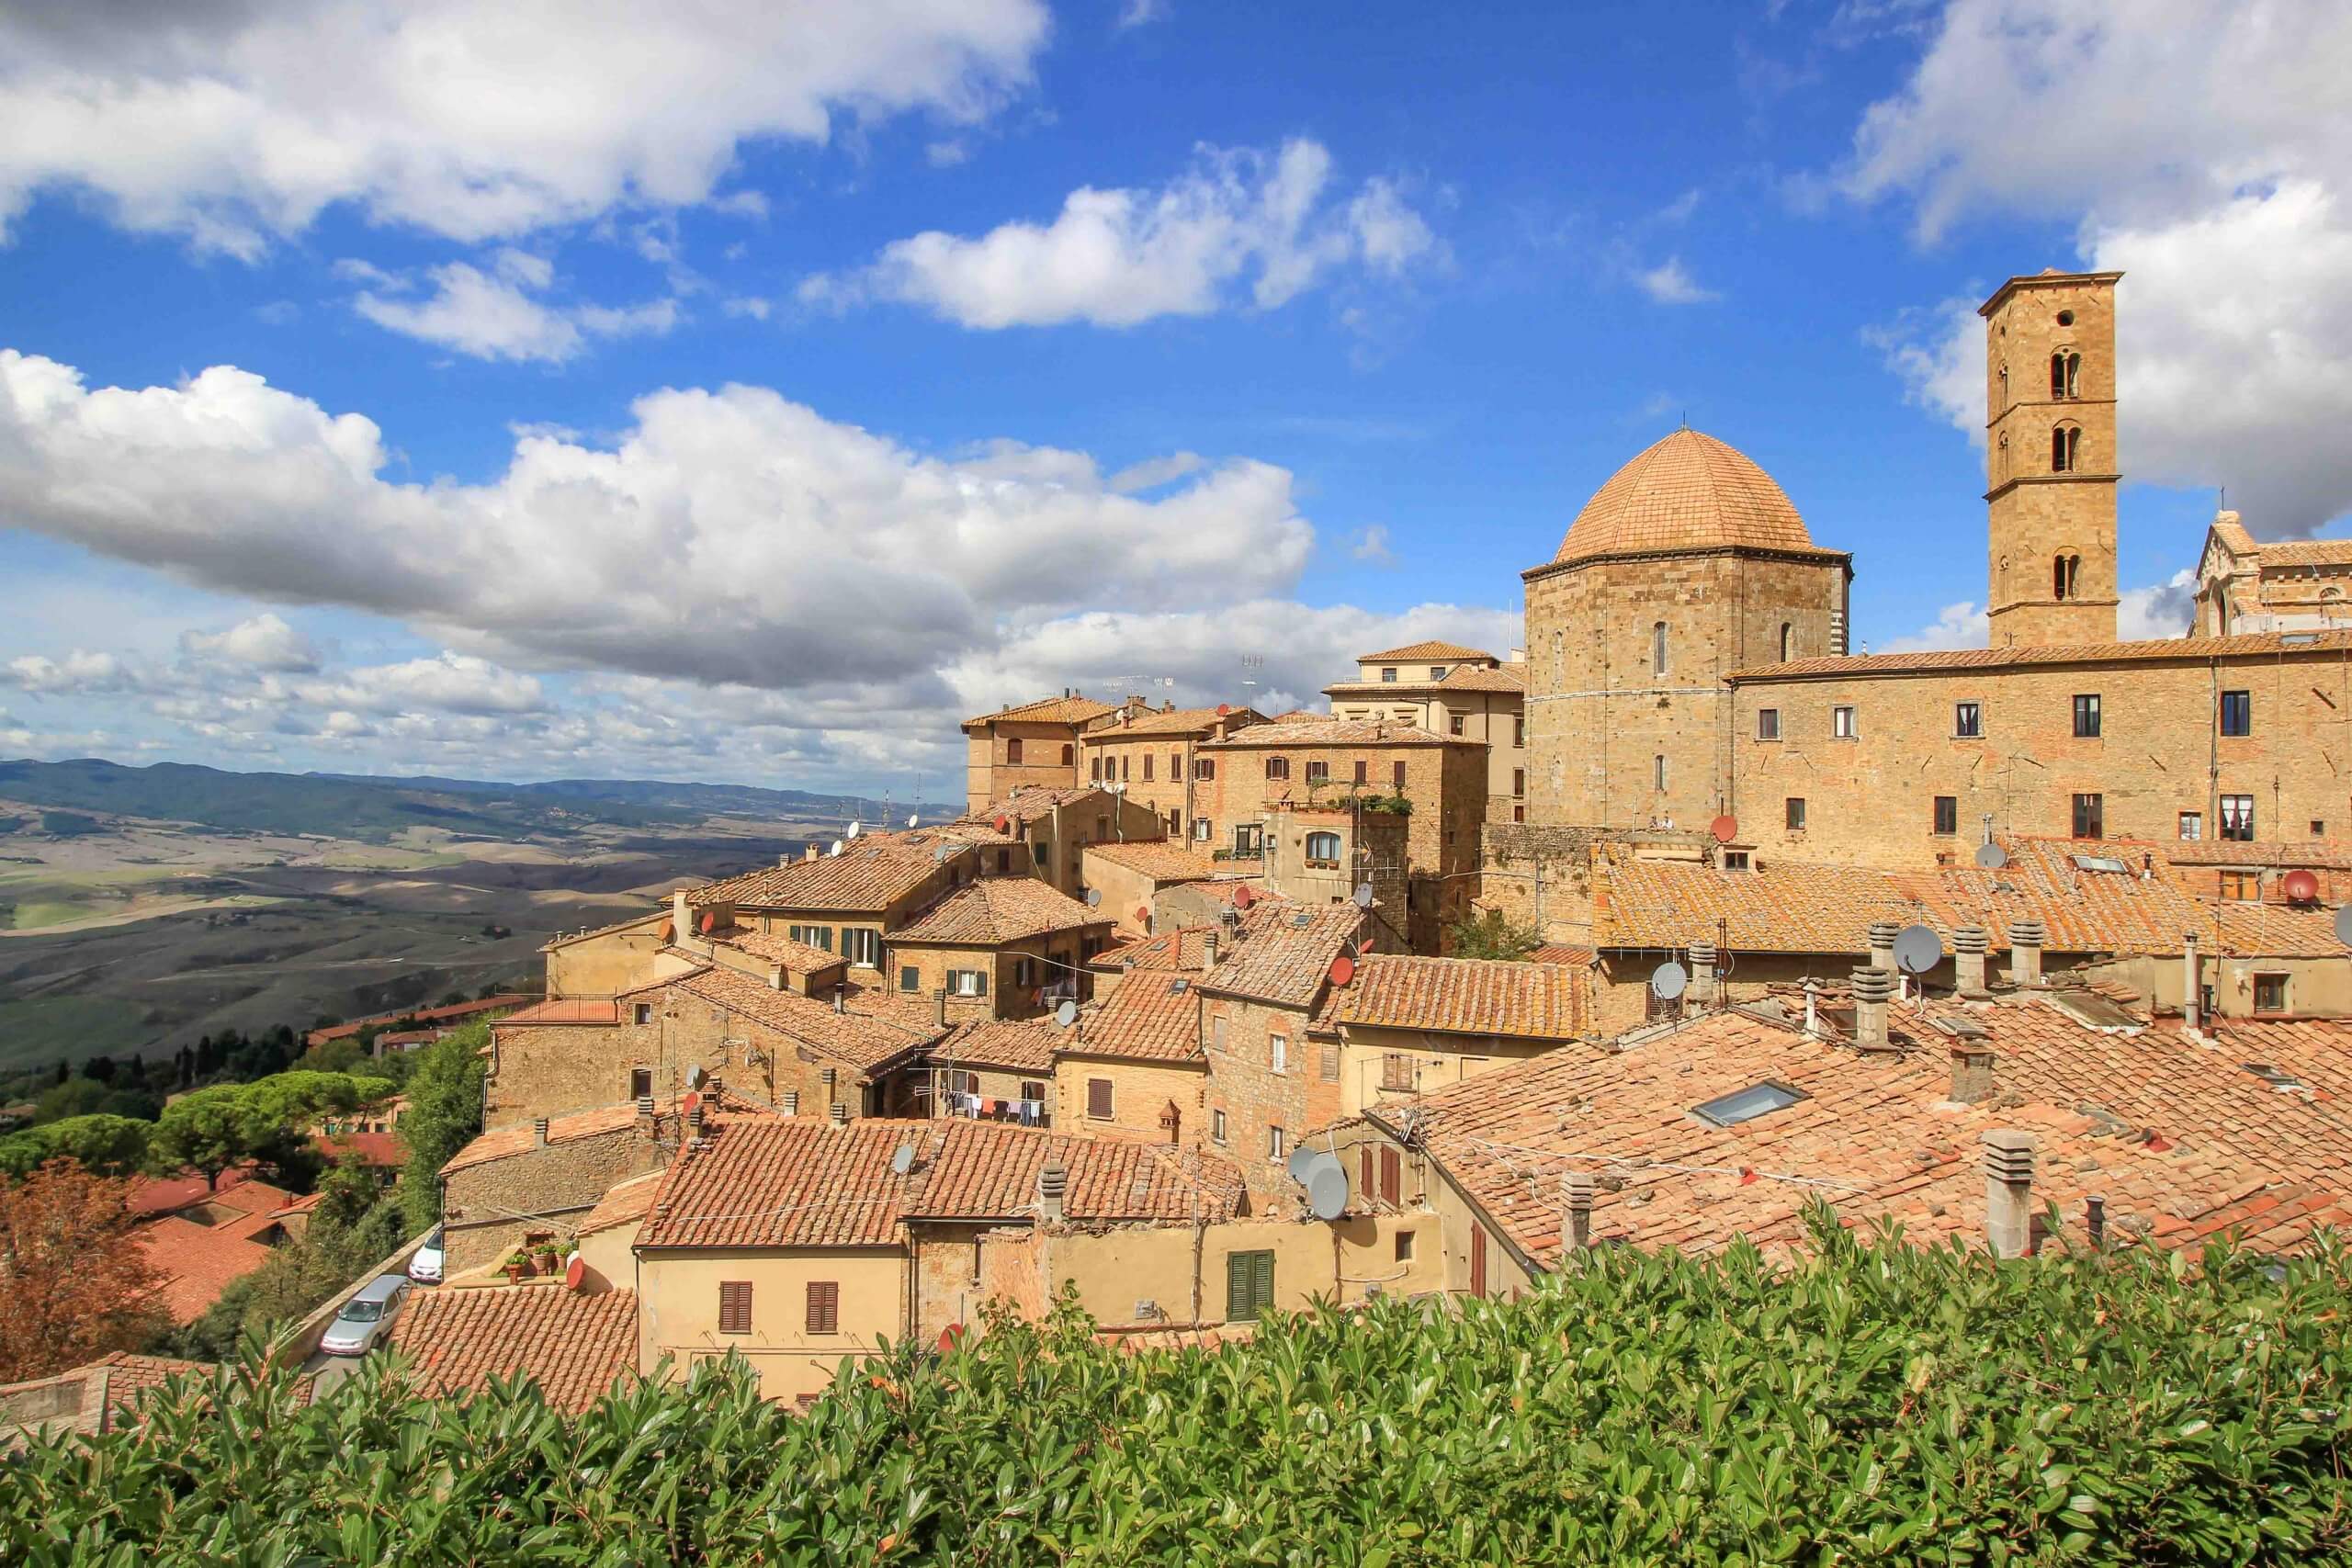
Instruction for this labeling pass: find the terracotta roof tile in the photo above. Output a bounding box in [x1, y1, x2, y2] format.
[1090, 705, 1267, 739]
[964, 694, 1119, 728]
[315, 1131, 405, 1168]
[659, 964, 943, 1073]
[1436, 663, 1526, 693]
[1729, 627, 2352, 681]
[956, 785, 1109, 825]
[498, 998, 621, 1026]
[1531, 944, 1598, 966]
[2257, 538, 2352, 569]
[442, 1102, 646, 1177]
[932, 1017, 1062, 1074]
[719, 931, 844, 972]
[893, 877, 1112, 946]
[2166, 840, 2352, 869]
[1069, 971, 1209, 1063]
[689, 829, 971, 913]
[306, 995, 534, 1046]
[1338, 956, 1593, 1040]
[133, 1216, 274, 1324]
[636, 1118, 1243, 1250]
[1546, 430, 1835, 570]
[1080, 840, 1226, 883]
[385, 1287, 638, 1413]
[1200, 718, 1471, 750]
[1, 1353, 241, 1445]
[577, 1171, 663, 1238]
[1200, 902, 1366, 1010]
[1355, 640, 1499, 662]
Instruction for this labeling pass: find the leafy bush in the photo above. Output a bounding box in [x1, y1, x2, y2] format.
[399, 1021, 489, 1231]
[6, 1214, 2349, 1564]
[1446, 907, 1540, 960]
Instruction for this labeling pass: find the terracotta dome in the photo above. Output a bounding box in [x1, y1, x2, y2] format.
[1552, 429, 1822, 566]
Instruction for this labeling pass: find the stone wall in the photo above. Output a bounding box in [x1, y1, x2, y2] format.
[442, 1120, 668, 1276]
[1195, 992, 1337, 1205]
[1477, 823, 1710, 945]
[1052, 1053, 1204, 1145]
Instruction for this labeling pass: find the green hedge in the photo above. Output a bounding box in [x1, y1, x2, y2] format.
[5, 1213, 2348, 1564]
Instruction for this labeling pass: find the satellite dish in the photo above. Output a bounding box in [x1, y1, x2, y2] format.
[1329, 953, 1357, 987]
[1233, 885, 1254, 910]
[1133, 906, 1150, 924]
[1650, 961, 1689, 1001]
[1359, 931, 1375, 953]
[1351, 884, 1374, 908]
[686, 1065, 707, 1089]
[1710, 814, 1738, 844]
[1974, 842, 2008, 870]
[828, 840, 843, 857]
[563, 1253, 585, 1291]
[1084, 887, 1102, 908]
[936, 1323, 966, 1354]
[683, 1092, 703, 1121]
[889, 1142, 916, 1176]
[1893, 923, 1942, 975]
[933, 844, 950, 863]
[2335, 906, 2352, 946]
[2282, 869, 2321, 904]
[1054, 999, 1080, 1028]
[907, 813, 919, 828]
[1286, 1147, 1320, 1183]
[1306, 1165, 1349, 1223]
[992, 815, 1011, 833]
[846, 821, 861, 840]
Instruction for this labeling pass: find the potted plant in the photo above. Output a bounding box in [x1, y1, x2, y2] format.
[536, 1241, 562, 1273]
[503, 1249, 532, 1282]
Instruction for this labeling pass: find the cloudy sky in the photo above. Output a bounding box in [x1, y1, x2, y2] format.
[1, 0, 2345, 795]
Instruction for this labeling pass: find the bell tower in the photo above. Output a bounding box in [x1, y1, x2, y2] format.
[1981, 269, 2122, 647]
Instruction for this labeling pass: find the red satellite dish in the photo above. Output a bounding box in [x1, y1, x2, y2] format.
[1359, 931, 1375, 953]
[683, 1090, 701, 1117]
[563, 1252, 585, 1290]
[657, 920, 674, 942]
[993, 815, 1010, 833]
[1710, 814, 1739, 843]
[1329, 953, 1356, 987]
[1233, 885, 1254, 909]
[2283, 868, 2321, 904]
[936, 1323, 966, 1353]
[1134, 906, 1150, 925]
[699, 910, 718, 934]
[1216, 703, 1230, 716]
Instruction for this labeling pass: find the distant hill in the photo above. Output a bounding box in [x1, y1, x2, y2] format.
[0, 759, 957, 843]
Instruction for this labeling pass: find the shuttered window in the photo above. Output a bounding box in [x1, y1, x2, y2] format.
[1319, 1039, 1340, 1081]
[1380, 1147, 1401, 1205]
[805, 1280, 839, 1334]
[1226, 1249, 1275, 1323]
[718, 1280, 752, 1334]
[1469, 1226, 1488, 1299]
[1086, 1077, 1114, 1119]
[1360, 1145, 1374, 1199]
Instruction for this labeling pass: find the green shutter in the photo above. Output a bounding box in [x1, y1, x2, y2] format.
[1227, 1251, 1252, 1322]
[1253, 1251, 1273, 1316]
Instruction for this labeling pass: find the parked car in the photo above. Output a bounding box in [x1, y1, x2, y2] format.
[408, 1227, 445, 1284]
[320, 1274, 410, 1357]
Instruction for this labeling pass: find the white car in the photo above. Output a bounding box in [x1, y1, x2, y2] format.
[320, 1275, 410, 1357]
[408, 1227, 445, 1284]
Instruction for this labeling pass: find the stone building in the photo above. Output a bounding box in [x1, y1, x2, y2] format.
[923, 1016, 1060, 1127]
[962, 692, 1117, 811]
[956, 784, 1166, 897]
[1329, 954, 1593, 1116]
[1075, 703, 1268, 838]
[1080, 840, 1234, 937]
[884, 876, 1116, 1024]
[1322, 641, 1529, 820]
[438, 1100, 683, 1277]
[2193, 513, 2352, 636]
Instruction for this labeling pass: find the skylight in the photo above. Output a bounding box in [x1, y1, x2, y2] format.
[2071, 854, 2130, 874]
[2241, 1062, 2309, 1091]
[1691, 1081, 1804, 1127]
[1169, 977, 1190, 994]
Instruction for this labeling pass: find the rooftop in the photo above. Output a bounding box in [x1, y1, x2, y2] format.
[1089, 705, 1266, 739]
[959, 784, 1114, 825]
[719, 931, 846, 972]
[1543, 430, 1837, 572]
[964, 694, 1119, 729]
[1080, 840, 1227, 883]
[385, 1287, 638, 1413]
[932, 1016, 1063, 1074]
[1355, 640, 1498, 663]
[1337, 955, 1593, 1041]
[688, 830, 962, 913]
[1068, 969, 1211, 1063]
[1196, 901, 1366, 1010]
[134, 1215, 276, 1324]
[892, 876, 1112, 946]
[652, 964, 942, 1072]
[441, 1101, 650, 1177]
[1198, 718, 1470, 750]
[494, 998, 621, 1027]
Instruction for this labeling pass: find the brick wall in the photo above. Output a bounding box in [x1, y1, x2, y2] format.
[1196, 993, 1336, 1204]
[889, 928, 1111, 1024]
[965, 721, 1084, 811]
[1052, 1054, 1204, 1145]
[1477, 824, 1710, 945]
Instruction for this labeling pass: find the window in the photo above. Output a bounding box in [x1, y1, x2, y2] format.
[841, 928, 880, 969]
[805, 1280, 839, 1335]
[718, 1281, 752, 1334]
[1007, 739, 1023, 764]
[2050, 350, 2080, 399]
[1380, 667, 1398, 682]
[1086, 1077, 1114, 1119]
[1265, 756, 1290, 781]
[1353, 761, 1368, 785]
[1380, 1147, 1401, 1204]
[1193, 758, 1216, 781]
[2052, 424, 2080, 472]
[1831, 705, 1856, 739]
[1019, 1079, 1046, 1107]
[2243, 1061, 2308, 1091]
[1469, 1226, 1488, 1299]
[898, 964, 920, 994]
[1721, 850, 1751, 871]
[947, 968, 988, 998]
[1320, 1039, 1340, 1081]
[1785, 797, 1806, 831]
[1512, 768, 1525, 798]
[2220, 869, 2260, 902]
[2179, 811, 2203, 840]
[2222, 794, 2256, 840]
[1653, 754, 1668, 792]
[1193, 817, 1213, 842]
[1226, 1249, 1275, 1323]
[789, 924, 833, 953]
[1169, 752, 1181, 781]
[1012, 956, 1035, 988]
[1267, 1125, 1285, 1162]
[1270, 1034, 1288, 1075]
[1119, 757, 1129, 782]
[1382, 1053, 1414, 1091]
[632, 1003, 652, 1026]
[1392, 761, 1407, 790]
[1232, 823, 1261, 856]
[2052, 552, 2081, 601]
[1651, 622, 1668, 677]
[1142, 753, 1154, 782]
[1757, 708, 1781, 741]
[2255, 975, 2290, 1014]
[1211, 1015, 1227, 1051]
[1779, 622, 1792, 661]
[2220, 690, 2251, 736]
[1954, 702, 1982, 739]
[2072, 694, 2101, 738]
[1395, 1229, 1416, 1263]
[1211, 1109, 1227, 1144]
[1933, 795, 1958, 836]
[1089, 756, 1103, 782]
[630, 1066, 653, 1100]
[1512, 716, 1524, 748]
[1691, 1080, 1804, 1127]
[2316, 820, 2330, 837]
[2071, 793, 2104, 839]
[1305, 830, 1341, 867]
[996, 848, 1011, 874]
[1060, 743, 1074, 765]
[1306, 760, 1329, 784]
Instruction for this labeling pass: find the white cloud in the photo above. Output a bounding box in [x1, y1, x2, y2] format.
[1, 649, 141, 694]
[351, 258, 681, 363]
[1634, 257, 1719, 305]
[0, 1, 1050, 253]
[300, 653, 546, 716]
[1348, 525, 1397, 566]
[1880, 600, 1988, 653]
[2119, 569, 2196, 641]
[181, 613, 319, 672]
[1848, 0, 2352, 536]
[809, 139, 1441, 328]
[1107, 452, 1204, 493]
[1117, 0, 1167, 28]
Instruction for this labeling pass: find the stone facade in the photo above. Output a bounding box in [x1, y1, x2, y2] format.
[888, 928, 1112, 1025]
[441, 1112, 670, 1276]
[1196, 990, 1340, 1204]
[1477, 823, 1710, 945]
[1052, 1051, 1204, 1145]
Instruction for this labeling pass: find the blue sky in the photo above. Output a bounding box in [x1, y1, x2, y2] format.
[0, 0, 2344, 795]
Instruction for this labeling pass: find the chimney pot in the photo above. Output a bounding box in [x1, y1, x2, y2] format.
[2182, 931, 2203, 1034]
[1202, 931, 1219, 971]
[2086, 1193, 2107, 1250]
[2007, 919, 2046, 987]
[1983, 1129, 2037, 1258]
[833, 986, 845, 1014]
[1948, 1043, 1996, 1104]
[1564, 1172, 1595, 1251]
[1951, 923, 1990, 996]
[1686, 941, 1718, 1011]
[830, 1102, 849, 1128]
[634, 1094, 655, 1119]
[781, 1090, 799, 1116]
[532, 1115, 549, 1147]
[1866, 919, 1899, 972]
[687, 1104, 706, 1141]
[1038, 1161, 1069, 1223]
[1849, 964, 1897, 1050]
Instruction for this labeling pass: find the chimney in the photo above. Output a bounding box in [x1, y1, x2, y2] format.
[634, 1093, 654, 1119]
[1982, 1129, 2037, 1258]
[778, 852, 793, 869]
[803, 842, 820, 863]
[1849, 965, 1897, 1051]
[768, 964, 785, 991]
[1948, 1043, 1996, 1104]
[1685, 941, 1717, 1013]
[1564, 1173, 1594, 1251]
[687, 1103, 706, 1143]
[833, 986, 846, 1014]
[532, 1115, 549, 1147]
[781, 1090, 799, 1116]
[1951, 923, 1990, 997]
[935, 987, 948, 1027]
[1037, 1162, 1069, 1223]
[1202, 931, 1219, 971]
[1801, 976, 1822, 1037]
[1866, 919, 1898, 975]
[672, 886, 690, 935]
[2007, 919, 2046, 987]
[2182, 931, 2202, 1033]
[830, 1102, 849, 1128]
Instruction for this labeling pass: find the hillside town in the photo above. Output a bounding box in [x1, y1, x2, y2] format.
[17, 265, 2326, 1423]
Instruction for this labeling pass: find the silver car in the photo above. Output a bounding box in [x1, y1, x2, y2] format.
[320, 1274, 410, 1357]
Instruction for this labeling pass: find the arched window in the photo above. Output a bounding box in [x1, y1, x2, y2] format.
[2049, 351, 2081, 400]
[1779, 622, 1792, 661]
[1653, 754, 1668, 792]
[1651, 622, 1668, 678]
[2052, 554, 2081, 601]
[1060, 743, 1074, 765]
[2051, 424, 2080, 472]
[1304, 831, 1341, 866]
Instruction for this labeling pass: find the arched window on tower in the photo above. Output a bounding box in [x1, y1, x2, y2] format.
[1998, 362, 2008, 408]
[1654, 754, 1668, 793]
[1779, 622, 1792, 661]
[2049, 351, 2081, 400]
[1651, 622, 1667, 679]
[2051, 424, 2080, 472]
[2052, 554, 2081, 601]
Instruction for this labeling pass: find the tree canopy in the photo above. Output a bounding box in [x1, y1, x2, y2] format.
[144, 1070, 395, 1190]
[397, 1023, 488, 1231]
[0, 1114, 153, 1179]
[0, 1158, 165, 1382]
[1445, 907, 1540, 960]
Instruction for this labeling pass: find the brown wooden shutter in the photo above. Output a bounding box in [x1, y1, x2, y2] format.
[1380, 1147, 1401, 1205]
[1392, 761, 1406, 789]
[1469, 1226, 1487, 1299]
[806, 1280, 839, 1334]
[718, 1280, 752, 1334]
[1360, 1146, 1374, 1201]
[1087, 1077, 1113, 1119]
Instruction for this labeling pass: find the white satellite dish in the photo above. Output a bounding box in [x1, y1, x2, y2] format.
[1650, 961, 1689, 1001]
[828, 840, 843, 857]
[1084, 887, 1102, 908]
[907, 813, 919, 829]
[2335, 906, 2352, 947]
[1306, 1165, 1349, 1223]
[845, 821, 862, 840]
[685, 1065, 707, 1089]
[888, 1143, 916, 1177]
[1054, 999, 1080, 1029]
[1893, 924, 1943, 975]
[1974, 842, 2008, 870]
[1285, 1147, 1319, 1183]
[1351, 884, 1374, 909]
